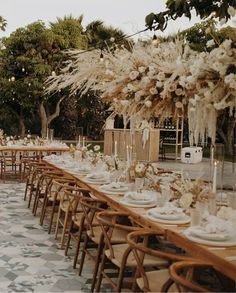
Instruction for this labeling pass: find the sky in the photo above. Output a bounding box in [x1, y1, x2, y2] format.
[1, 0, 201, 39]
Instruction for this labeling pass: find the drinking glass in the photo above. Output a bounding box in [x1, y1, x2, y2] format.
[135, 178, 144, 193]
[190, 208, 201, 226]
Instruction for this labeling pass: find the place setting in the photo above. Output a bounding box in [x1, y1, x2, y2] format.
[84, 171, 110, 185]
[99, 182, 129, 195]
[120, 190, 158, 208]
[145, 202, 190, 224]
[183, 214, 236, 247]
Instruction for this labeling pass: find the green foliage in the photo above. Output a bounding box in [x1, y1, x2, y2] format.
[85, 20, 130, 50]
[0, 16, 7, 31]
[146, 0, 236, 32]
[0, 17, 87, 134]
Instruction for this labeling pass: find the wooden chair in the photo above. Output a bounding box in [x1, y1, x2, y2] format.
[126, 230, 193, 293]
[78, 200, 133, 292]
[54, 186, 90, 249]
[169, 260, 236, 292]
[39, 177, 77, 234]
[76, 197, 124, 292]
[20, 150, 39, 181]
[24, 161, 47, 201]
[95, 211, 169, 293]
[26, 164, 56, 209]
[32, 169, 66, 216]
[0, 149, 18, 181]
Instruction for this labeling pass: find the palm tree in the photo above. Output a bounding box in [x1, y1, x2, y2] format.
[0, 16, 7, 31]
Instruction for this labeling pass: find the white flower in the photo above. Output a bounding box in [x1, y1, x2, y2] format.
[135, 90, 145, 101]
[129, 70, 139, 80]
[206, 39, 215, 48]
[149, 87, 158, 95]
[156, 81, 163, 88]
[144, 100, 152, 108]
[225, 74, 235, 84]
[175, 101, 183, 108]
[141, 76, 150, 85]
[157, 72, 165, 81]
[138, 66, 146, 73]
[94, 145, 100, 151]
[135, 163, 145, 174]
[186, 76, 195, 83]
[228, 6, 236, 17]
[127, 83, 134, 92]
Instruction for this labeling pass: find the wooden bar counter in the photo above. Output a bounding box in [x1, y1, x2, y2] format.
[104, 128, 160, 161]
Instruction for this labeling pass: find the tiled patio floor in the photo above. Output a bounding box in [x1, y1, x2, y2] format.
[0, 182, 112, 292]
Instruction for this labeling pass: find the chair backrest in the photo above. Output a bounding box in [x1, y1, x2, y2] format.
[169, 261, 218, 292]
[126, 230, 192, 292]
[0, 149, 15, 161]
[80, 197, 108, 237]
[96, 210, 140, 259]
[57, 181, 90, 212]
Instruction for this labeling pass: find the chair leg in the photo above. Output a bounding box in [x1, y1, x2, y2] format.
[95, 246, 106, 292]
[39, 195, 48, 226]
[54, 208, 61, 240]
[48, 200, 57, 234]
[60, 211, 69, 249]
[73, 225, 84, 269]
[65, 221, 73, 256]
[91, 239, 104, 292]
[24, 179, 30, 201]
[27, 186, 35, 208]
[78, 234, 89, 276]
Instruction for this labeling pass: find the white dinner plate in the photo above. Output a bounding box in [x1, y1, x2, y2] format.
[84, 179, 109, 185]
[145, 211, 190, 224]
[183, 230, 236, 247]
[120, 199, 157, 208]
[187, 227, 232, 242]
[148, 210, 184, 220]
[99, 185, 129, 195]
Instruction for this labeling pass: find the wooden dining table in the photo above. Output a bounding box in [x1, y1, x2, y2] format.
[44, 159, 236, 281]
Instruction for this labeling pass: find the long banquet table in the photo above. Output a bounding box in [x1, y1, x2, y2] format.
[44, 159, 236, 281]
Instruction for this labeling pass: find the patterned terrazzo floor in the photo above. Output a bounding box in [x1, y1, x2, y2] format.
[0, 181, 113, 293]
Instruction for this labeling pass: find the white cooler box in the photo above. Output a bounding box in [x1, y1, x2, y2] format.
[181, 147, 202, 164]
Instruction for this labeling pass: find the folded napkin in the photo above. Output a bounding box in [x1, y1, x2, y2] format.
[153, 202, 183, 215]
[87, 172, 109, 180]
[124, 191, 156, 202]
[202, 215, 234, 235]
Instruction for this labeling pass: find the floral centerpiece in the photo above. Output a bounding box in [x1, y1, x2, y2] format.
[171, 177, 212, 208]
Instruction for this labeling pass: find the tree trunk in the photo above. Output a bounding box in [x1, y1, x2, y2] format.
[8, 106, 26, 138]
[39, 97, 65, 137]
[39, 102, 48, 138]
[19, 110, 26, 138]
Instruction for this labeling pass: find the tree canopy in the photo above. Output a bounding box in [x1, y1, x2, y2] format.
[145, 0, 236, 31]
